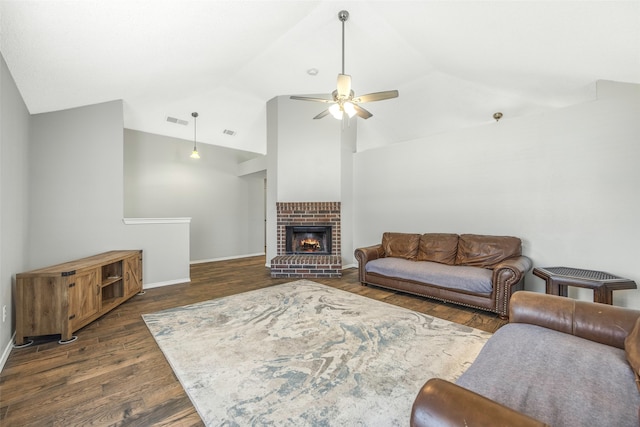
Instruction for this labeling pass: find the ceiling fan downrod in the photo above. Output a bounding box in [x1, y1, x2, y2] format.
[338, 10, 349, 75]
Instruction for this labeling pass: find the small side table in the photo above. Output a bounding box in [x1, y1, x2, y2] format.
[533, 266, 636, 305]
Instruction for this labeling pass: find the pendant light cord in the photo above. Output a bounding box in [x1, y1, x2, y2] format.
[192, 112, 198, 150]
[190, 112, 200, 158]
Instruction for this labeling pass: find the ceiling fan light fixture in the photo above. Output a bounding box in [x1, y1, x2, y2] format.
[336, 74, 352, 98]
[290, 10, 398, 121]
[329, 103, 343, 120]
[343, 101, 356, 118]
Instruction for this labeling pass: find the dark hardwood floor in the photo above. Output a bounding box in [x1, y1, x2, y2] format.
[0, 256, 506, 426]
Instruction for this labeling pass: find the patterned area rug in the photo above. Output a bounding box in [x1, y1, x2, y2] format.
[143, 280, 491, 426]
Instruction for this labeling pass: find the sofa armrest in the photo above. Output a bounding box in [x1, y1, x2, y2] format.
[354, 244, 385, 283]
[491, 255, 532, 318]
[492, 255, 533, 285]
[411, 378, 548, 427]
[509, 291, 640, 349]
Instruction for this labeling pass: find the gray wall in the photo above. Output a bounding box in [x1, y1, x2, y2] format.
[353, 84, 640, 308]
[265, 96, 357, 266]
[265, 98, 279, 266]
[124, 129, 265, 262]
[28, 102, 190, 290]
[273, 97, 342, 202]
[340, 117, 357, 268]
[29, 101, 126, 264]
[0, 95, 191, 368]
[0, 54, 30, 366]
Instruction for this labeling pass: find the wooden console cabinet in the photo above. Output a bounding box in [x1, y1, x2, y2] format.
[15, 250, 143, 345]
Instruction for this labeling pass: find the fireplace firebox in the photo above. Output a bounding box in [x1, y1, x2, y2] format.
[285, 226, 332, 255]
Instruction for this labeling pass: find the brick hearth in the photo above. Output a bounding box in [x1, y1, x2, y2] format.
[271, 201, 342, 278]
[270, 255, 342, 279]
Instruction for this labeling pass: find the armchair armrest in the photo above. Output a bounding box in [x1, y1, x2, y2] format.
[411, 378, 548, 427]
[354, 244, 385, 283]
[509, 291, 640, 349]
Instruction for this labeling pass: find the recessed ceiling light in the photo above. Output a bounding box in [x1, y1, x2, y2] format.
[307, 68, 319, 76]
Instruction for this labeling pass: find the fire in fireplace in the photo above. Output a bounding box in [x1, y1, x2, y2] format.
[286, 226, 332, 255]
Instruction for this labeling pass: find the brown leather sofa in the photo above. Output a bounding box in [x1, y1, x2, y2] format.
[411, 291, 640, 427]
[354, 233, 532, 318]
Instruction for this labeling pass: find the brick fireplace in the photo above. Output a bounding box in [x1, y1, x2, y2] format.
[270, 201, 342, 278]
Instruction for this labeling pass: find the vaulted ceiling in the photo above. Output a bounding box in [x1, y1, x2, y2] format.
[2, 1, 639, 154]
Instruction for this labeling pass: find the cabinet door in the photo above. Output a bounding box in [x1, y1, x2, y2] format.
[124, 253, 142, 297]
[15, 276, 66, 341]
[68, 268, 101, 331]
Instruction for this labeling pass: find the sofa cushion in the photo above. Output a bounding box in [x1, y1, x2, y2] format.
[455, 234, 521, 268]
[365, 257, 493, 294]
[381, 232, 420, 260]
[456, 323, 640, 427]
[416, 233, 459, 265]
[625, 317, 640, 392]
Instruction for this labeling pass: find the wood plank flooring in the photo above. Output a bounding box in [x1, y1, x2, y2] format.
[0, 256, 506, 426]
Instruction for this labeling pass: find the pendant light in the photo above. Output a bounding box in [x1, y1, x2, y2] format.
[190, 112, 200, 159]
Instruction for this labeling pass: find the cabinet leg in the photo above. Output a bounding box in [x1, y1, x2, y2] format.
[13, 331, 35, 348]
[14, 332, 25, 346]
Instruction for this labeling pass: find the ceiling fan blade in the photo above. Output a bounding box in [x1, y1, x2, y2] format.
[336, 74, 352, 98]
[353, 90, 399, 103]
[353, 104, 373, 119]
[313, 109, 331, 120]
[290, 95, 334, 103]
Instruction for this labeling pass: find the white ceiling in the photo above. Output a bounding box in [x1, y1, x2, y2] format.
[2, 1, 639, 154]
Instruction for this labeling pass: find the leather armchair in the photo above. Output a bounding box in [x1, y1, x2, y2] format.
[410, 291, 640, 426]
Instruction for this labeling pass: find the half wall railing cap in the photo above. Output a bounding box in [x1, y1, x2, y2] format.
[122, 217, 192, 225]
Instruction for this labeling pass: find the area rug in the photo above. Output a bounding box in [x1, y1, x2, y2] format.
[142, 280, 491, 426]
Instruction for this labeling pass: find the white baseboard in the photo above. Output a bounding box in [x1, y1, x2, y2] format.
[146, 253, 267, 288]
[143, 278, 191, 290]
[190, 253, 265, 265]
[0, 332, 16, 373]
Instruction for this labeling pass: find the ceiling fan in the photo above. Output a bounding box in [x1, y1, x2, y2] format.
[291, 10, 399, 120]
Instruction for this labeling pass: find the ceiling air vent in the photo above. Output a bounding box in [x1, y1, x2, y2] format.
[223, 129, 236, 136]
[166, 116, 188, 126]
